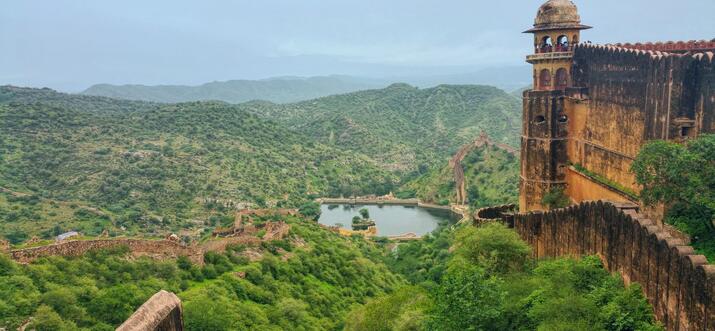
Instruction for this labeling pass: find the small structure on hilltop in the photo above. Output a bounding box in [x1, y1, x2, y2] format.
[212, 208, 297, 238]
[56, 231, 80, 242]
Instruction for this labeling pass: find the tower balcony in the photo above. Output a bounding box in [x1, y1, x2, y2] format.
[526, 51, 573, 63]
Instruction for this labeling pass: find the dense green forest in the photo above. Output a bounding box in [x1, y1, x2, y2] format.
[0, 215, 404, 330]
[400, 145, 519, 207]
[348, 222, 663, 331]
[82, 76, 386, 104]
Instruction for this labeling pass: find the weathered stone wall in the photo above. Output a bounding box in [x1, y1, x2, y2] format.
[519, 90, 569, 212]
[520, 44, 714, 211]
[117, 290, 183, 331]
[9, 239, 204, 265]
[614, 40, 715, 54]
[569, 44, 715, 192]
[564, 166, 635, 204]
[508, 201, 715, 330]
[473, 204, 516, 225]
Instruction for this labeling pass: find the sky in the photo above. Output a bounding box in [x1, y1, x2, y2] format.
[2, 0, 713, 92]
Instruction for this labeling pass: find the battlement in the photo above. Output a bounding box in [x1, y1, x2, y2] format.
[575, 42, 714, 63]
[611, 40, 715, 54]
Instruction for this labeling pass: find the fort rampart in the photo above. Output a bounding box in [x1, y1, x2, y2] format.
[9, 239, 205, 265]
[475, 201, 715, 330]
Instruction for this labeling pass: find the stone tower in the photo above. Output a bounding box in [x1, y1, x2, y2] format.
[524, 0, 591, 91]
[519, 0, 590, 212]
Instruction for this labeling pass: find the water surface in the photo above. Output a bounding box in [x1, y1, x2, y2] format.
[318, 204, 459, 237]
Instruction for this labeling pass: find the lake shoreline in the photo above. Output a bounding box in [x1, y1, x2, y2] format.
[316, 197, 464, 216]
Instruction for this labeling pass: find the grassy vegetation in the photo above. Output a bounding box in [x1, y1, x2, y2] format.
[572, 163, 639, 200]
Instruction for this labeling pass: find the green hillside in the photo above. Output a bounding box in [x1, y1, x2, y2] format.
[244, 84, 521, 172]
[82, 76, 386, 104]
[400, 145, 519, 207]
[0, 86, 395, 239]
[0, 215, 405, 330]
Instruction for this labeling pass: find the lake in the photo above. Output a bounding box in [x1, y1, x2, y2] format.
[318, 204, 460, 237]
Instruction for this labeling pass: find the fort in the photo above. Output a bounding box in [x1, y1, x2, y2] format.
[512, 0, 715, 330]
[519, 0, 714, 214]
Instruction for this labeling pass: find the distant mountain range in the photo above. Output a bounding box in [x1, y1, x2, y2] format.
[81, 75, 387, 104]
[81, 66, 530, 104]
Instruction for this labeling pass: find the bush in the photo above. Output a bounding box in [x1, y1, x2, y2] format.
[453, 222, 530, 275]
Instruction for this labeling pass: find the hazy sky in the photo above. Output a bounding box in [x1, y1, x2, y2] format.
[2, 0, 713, 91]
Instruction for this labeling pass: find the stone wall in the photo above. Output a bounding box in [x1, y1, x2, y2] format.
[117, 290, 183, 331]
[614, 40, 715, 54]
[569, 44, 715, 193]
[520, 43, 715, 211]
[9, 239, 204, 265]
[473, 204, 516, 225]
[564, 166, 635, 205]
[506, 201, 715, 330]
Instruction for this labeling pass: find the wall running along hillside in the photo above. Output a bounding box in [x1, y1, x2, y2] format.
[476, 201, 715, 330]
[5, 220, 291, 265]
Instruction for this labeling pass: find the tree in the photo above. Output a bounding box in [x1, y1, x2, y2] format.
[453, 222, 531, 275]
[632, 135, 715, 257]
[428, 260, 505, 330]
[298, 201, 321, 221]
[345, 286, 429, 331]
[359, 208, 370, 220]
[29, 305, 78, 331]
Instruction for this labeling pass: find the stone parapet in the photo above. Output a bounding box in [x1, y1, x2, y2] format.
[482, 201, 715, 330]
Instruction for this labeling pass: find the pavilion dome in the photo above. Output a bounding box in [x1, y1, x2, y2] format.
[525, 0, 590, 32]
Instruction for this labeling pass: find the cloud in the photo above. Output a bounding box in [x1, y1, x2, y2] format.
[274, 29, 526, 66]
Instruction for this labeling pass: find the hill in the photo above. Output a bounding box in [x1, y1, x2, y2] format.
[0, 83, 520, 242]
[0, 86, 395, 240]
[244, 83, 521, 172]
[81, 76, 387, 104]
[399, 144, 519, 207]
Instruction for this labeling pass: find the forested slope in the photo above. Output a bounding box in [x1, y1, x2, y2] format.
[244, 84, 521, 171]
[0, 86, 394, 239]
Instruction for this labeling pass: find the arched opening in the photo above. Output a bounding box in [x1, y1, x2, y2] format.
[534, 115, 546, 124]
[572, 35, 579, 45]
[540, 36, 553, 53]
[556, 35, 569, 52]
[539, 69, 552, 90]
[558, 114, 569, 123]
[555, 68, 569, 90]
